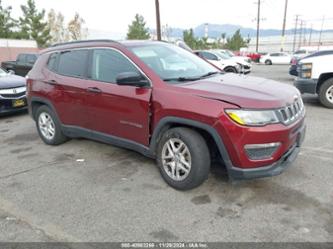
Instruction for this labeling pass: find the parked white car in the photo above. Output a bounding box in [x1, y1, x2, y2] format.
[214, 49, 252, 73]
[260, 52, 292, 65]
[295, 50, 333, 108]
[195, 50, 241, 73]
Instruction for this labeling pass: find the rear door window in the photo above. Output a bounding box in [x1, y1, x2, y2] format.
[57, 50, 89, 78]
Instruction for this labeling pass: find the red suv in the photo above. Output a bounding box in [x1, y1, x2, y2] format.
[27, 40, 306, 190]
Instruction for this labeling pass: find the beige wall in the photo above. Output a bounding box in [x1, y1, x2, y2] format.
[0, 47, 40, 64]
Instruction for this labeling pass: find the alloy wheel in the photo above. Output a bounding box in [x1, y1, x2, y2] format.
[161, 138, 192, 181]
[38, 112, 55, 140]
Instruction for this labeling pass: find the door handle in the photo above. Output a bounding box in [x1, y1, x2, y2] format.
[86, 87, 102, 93]
[43, 79, 58, 85]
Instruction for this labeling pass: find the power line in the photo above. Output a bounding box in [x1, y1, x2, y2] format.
[292, 15, 300, 52]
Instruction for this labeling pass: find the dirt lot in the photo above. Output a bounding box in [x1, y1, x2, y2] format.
[0, 64, 332, 242]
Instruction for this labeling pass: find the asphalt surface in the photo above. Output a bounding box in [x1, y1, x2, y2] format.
[0, 64, 332, 242]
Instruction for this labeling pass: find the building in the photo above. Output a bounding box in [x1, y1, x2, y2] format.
[247, 32, 333, 53]
[0, 39, 39, 63]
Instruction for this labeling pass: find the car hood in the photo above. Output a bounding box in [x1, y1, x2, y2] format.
[0, 74, 26, 89]
[230, 56, 251, 65]
[178, 73, 300, 109]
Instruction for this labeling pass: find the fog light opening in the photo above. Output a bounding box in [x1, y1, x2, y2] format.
[244, 142, 281, 160]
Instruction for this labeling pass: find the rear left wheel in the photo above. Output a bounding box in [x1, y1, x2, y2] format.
[156, 127, 211, 190]
[265, 59, 272, 65]
[35, 105, 68, 145]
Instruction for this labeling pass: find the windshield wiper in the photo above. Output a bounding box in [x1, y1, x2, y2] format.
[198, 71, 221, 78]
[163, 71, 221, 82]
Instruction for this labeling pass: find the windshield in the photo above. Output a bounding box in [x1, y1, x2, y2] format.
[0, 68, 8, 77]
[225, 50, 235, 57]
[129, 43, 220, 83]
[215, 51, 231, 59]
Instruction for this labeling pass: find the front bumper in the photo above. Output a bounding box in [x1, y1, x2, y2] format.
[0, 97, 28, 115]
[228, 122, 305, 180]
[289, 65, 298, 76]
[294, 78, 318, 94]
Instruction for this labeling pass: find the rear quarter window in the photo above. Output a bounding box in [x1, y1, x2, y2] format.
[47, 53, 58, 71]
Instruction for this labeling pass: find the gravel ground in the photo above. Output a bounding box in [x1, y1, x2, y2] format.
[0, 64, 332, 242]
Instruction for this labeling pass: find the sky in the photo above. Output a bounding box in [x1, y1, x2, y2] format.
[4, 0, 333, 37]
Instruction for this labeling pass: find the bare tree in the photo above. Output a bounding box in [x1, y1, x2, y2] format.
[67, 13, 88, 41]
[47, 9, 68, 44]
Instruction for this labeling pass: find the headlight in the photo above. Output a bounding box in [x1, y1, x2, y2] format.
[225, 109, 279, 126]
[236, 63, 242, 71]
[300, 63, 312, 78]
[301, 63, 312, 70]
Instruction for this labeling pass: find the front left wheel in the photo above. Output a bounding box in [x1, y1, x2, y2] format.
[319, 78, 333, 108]
[156, 127, 211, 190]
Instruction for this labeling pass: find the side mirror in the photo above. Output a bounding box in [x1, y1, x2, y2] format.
[8, 70, 15, 75]
[116, 72, 149, 87]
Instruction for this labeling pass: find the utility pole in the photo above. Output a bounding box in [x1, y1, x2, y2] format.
[292, 15, 299, 52]
[308, 24, 313, 46]
[280, 0, 288, 51]
[303, 21, 307, 45]
[318, 16, 325, 49]
[155, 0, 161, 41]
[255, 0, 261, 52]
[298, 20, 303, 49]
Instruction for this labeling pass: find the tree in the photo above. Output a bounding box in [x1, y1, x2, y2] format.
[183, 29, 197, 49]
[0, 0, 17, 38]
[47, 9, 68, 44]
[221, 32, 226, 46]
[19, 0, 51, 47]
[225, 29, 247, 51]
[67, 13, 88, 41]
[183, 29, 209, 50]
[127, 14, 150, 40]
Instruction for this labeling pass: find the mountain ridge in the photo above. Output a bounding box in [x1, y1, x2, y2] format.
[163, 23, 333, 38]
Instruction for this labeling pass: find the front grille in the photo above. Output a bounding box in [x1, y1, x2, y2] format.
[278, 98, 304, 125]
[0, 92, 26, 98]
[0, 86, 26, 99]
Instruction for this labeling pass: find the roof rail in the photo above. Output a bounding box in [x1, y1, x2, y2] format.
[50, 39, 119, 47]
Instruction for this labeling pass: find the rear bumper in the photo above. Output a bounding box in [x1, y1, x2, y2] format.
[294, 78, 317, 94]
[228, 123, 306, 180]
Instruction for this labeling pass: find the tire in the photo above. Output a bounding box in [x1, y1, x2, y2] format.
[224, 66, 237, 73]
[265, 60, 272, 65]
[156, 127, 211, 190]
[318, 78, 333, 108]
[35, 105, 68, 145]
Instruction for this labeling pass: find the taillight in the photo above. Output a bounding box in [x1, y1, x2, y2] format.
[26, 77, 33, 93]
[291, 58, 297, 65]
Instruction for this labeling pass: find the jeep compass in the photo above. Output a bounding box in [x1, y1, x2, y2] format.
[27, 40, 306, 190]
